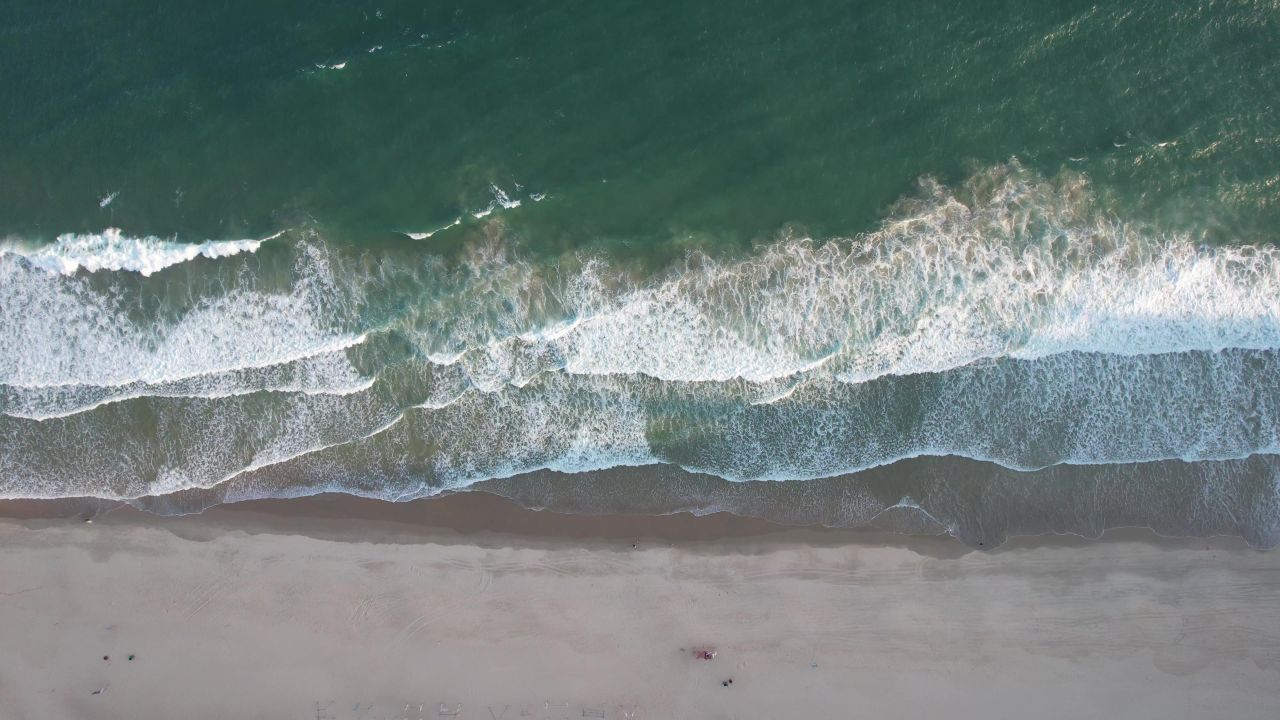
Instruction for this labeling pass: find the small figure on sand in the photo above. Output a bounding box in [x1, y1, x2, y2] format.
[693, 647, 716, 660]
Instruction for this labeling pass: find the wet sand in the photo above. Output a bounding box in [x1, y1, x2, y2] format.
[1, 493, 1278, 719]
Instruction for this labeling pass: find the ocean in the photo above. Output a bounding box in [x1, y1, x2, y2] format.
[3, 0, 1280, 547]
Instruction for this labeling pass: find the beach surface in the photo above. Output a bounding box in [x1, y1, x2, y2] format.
[1, 493, 1278, 720]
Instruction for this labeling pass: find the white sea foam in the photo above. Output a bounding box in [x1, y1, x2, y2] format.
[443, 163, 1280, 387]
[2, 347, 373, 421]
[492, 184, 522, 209]
[2, 228, 282, 277]
[5, 346, 1280, 501]
[349, 163, 1280, 441]
[172, 409, 412, 498]
[99, 192, 118, 208]
[0, 238, 362, 390]
[468, 185, 530, 220]
[403, 218, 461, 240]
[92, 346, 1280, 501]
[748, 380, 803, 406]
[10, 164, 1280, 502]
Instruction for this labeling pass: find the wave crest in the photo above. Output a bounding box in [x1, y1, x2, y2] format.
[1, 227, 283, 276]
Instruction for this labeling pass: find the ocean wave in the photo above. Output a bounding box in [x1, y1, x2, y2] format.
[403, 218, 461, 240]
[6, 346, 1277, 501]
[5, 164, 1280, 505]
[2, 347, 374, 421]
[0, 240, 365, 389]
[383, 163, 1280, 393]
[0, 227, 284, 276]
[551, 165, 1280, 384]
[31, 162, 1253, 401]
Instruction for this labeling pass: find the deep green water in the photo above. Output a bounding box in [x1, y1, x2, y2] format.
[3, 0, 1280, 546]
[5, 0, 1279, 245]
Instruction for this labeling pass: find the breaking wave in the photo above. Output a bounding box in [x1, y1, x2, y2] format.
[3, 163, 1280, 531]
[0, 227, 283, 276]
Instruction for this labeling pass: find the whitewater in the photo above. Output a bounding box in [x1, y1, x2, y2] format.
[2, 164, 1280, 514]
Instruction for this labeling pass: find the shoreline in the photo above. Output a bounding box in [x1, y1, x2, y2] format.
[10, 452, 1278, 550]
[0, 489, 1261, 556]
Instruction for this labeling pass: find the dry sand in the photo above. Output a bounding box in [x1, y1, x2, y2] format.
[1, 493, 1278, 719]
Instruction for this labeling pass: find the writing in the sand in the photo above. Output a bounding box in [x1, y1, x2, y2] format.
[313, 700, 640, 719]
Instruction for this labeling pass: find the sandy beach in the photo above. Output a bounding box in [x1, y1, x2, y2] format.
[1, 493, 1278, 720]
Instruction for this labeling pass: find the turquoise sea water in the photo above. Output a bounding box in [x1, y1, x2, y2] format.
[3, 0, 1280, 545]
